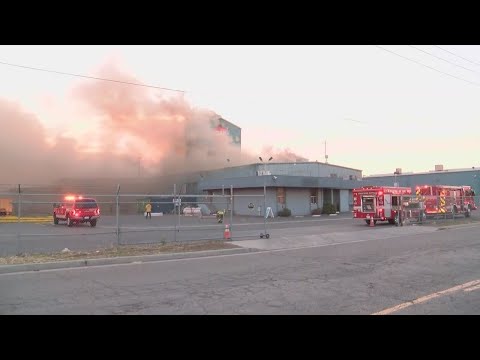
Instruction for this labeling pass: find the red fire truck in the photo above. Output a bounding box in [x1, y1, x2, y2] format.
[353, 186, 412, 225]
[415, 185, 476, 217]
[462, 186, 477, 210]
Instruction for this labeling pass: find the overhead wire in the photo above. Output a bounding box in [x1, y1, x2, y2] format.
[408, 45, 477, 73]
[433, 45, 480, 67]
[374, 45, 480, 88]
[0, 60, 185, 93]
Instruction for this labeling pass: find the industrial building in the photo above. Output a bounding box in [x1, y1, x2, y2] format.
[363, 165, 480, 195]
[193, 162, 362, 216]
[209, 115, 241, 148]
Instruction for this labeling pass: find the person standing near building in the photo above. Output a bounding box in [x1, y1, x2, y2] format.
[145, 202, 152, 219]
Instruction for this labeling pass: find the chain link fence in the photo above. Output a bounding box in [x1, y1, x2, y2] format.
[0, 184, 272, 256]
[390, 195, 479, 226]
[1, 184, 479, 256]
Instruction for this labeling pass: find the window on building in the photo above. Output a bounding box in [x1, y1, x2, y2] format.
[330, 173, 338, 178]
[277, 187, 285, 204]
[310, 188, 317, 204]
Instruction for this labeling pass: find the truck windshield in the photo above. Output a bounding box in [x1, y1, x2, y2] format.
[75, 200, 97, 209]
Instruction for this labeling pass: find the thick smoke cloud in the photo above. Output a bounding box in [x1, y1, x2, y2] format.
[0, 62, 308, 187]
[0, 98, 143, 185]
[261, 146, 308, 162]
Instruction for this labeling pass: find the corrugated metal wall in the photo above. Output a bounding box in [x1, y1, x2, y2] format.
[232, 188, 276, 216]
[200, 165, 257, 181]
[340, 189, 350, 212]
[200, 162, 361, 182]
[204, 186, 353, 215]
[286, 188, 311, 216]
[257, 162, 361, 179]
[199, 176, 363, 191]
[205, 191, 231, 214]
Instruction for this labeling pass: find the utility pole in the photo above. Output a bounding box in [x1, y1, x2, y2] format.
[259, 156, 273, 237]
[324, 140, 328, 164]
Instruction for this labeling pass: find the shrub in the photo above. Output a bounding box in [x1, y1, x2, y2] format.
[311, 208, 322, 215]
[322, 203, 337, 214]
[277, 208, 291, 217]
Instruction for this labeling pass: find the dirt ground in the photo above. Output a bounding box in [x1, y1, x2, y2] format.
[0, 241, 239, 265]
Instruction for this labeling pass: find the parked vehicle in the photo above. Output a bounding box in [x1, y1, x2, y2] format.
[0, 198, 12, 215]
[53, 195, 100, 227]
[415, 185, 476, 218]
[353, 186, 412, 225]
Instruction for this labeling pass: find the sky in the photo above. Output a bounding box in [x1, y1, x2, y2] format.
[1, 45, 480, 181]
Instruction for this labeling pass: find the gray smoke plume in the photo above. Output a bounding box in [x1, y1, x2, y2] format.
[0, 61, 308, 190]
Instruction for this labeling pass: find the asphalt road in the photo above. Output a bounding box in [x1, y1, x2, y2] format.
[0, 212, 478, 256]
[0, 213, 359, 255]
[1, 222, 479, 314]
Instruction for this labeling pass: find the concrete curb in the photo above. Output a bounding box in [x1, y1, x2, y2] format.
[0, 247, 259, 275]
[0, 220, 52, 223]
[434, 221, 480, 230]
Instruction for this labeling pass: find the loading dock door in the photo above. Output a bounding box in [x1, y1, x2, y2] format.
[286, 189, 311, 216]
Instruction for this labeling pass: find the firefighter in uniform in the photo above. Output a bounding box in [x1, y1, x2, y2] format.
[216, 209, 224, 223]
[145, 202, 152, 219]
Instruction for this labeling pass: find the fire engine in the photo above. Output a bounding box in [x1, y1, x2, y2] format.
[353, 186, 412, 225]
[462, 186, 477, 210]
[53, 195, 100, 227]
[415, 185, 476, 217]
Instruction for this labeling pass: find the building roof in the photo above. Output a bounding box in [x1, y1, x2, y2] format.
[365, 167, 480, 178]
[268, 161, 362, 172]
[202, 161, 362, 174]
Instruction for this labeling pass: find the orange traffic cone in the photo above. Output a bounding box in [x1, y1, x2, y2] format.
[370, 216, 375, 227]
[223, 224, 231, 239]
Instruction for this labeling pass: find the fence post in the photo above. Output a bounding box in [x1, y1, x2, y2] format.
[173, 184, 177, 242]
[263, 180, 267, 236]
[178, 193, 181, 230]
[16, 184, 21, 254]
[453, 195, 455, 222]
[17, 183, 21, 218]
[230, 185, 233, 238]
[116, 184, 120, 246]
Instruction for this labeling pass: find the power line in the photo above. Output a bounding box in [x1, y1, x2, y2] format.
[408, 45, 477, 73]
[0, 60, 186, 93]
[433, 45, 480, 67]
[344, 117, 367, 124]
[374, 45, 480, 88]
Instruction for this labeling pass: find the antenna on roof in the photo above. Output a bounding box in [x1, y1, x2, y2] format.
[324, 140, 328, 164]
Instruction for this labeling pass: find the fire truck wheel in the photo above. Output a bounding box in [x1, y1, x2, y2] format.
[53, 214, 59, 225]
[388, 219, 395, 225]
[67, 216, 73, 227]
[90, 219, 97, 227]
[466, 206, 471, 218]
